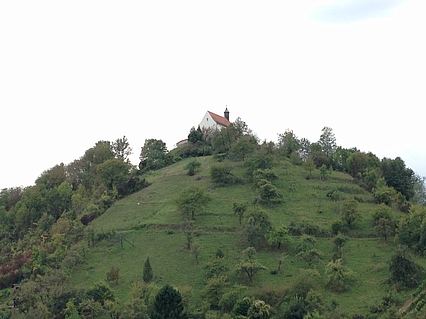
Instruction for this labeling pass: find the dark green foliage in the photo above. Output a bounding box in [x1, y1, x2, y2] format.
[245, 153, 276, 179]
[112, 135, 132, 161]
[219, 290, 239, 313]
[389, 246, 424, 289]
[97, 158, 132, 190]
[330, 220, 348, 235]
[86, 281, 115, 305]
[381, 157, 415, 200]
[143, 257, 153, 283]
[151, 284, 185, 319]
[396, 205, 426, 253]
[204, 258, 229, 280]
[284, 296, 308, 319]
[210, 164, 237, 185]
[252, 169, 278, 185]
[233, 297, 253, 317]
[230, 135, 258, 161]
[139, 139, 168, 171]
[188, 126, 203, 144]
[244, 208, 273, 246]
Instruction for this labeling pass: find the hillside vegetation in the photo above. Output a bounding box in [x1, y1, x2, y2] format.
[1, 125, 426, 319]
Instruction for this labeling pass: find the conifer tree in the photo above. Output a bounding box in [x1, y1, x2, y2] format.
[143, 257, 153, 283]
[151, 284, 185, 319]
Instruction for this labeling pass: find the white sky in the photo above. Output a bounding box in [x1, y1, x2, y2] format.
[1, 0, 425, 190]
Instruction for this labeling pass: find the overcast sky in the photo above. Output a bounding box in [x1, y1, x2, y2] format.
[1, 0, 425, 190]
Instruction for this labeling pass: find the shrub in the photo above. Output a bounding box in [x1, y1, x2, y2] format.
[211, 164, 237, 185]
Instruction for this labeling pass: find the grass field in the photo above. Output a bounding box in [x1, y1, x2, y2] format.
[70, 155, 421, 316]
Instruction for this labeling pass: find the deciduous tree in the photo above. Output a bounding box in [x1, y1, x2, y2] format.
[389, 245, 424, 288]
[112, 135, 132, 162]
[277, 129, 300, 158]
[233, 202, 247, 225]
[139, 139, 168, 171]
[340, 199, 361, 227]
[324, 259, 356, 293]
[176, 186, 211, 220]
[236, 247, 267, 283]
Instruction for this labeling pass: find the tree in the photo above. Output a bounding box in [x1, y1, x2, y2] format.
[97, 158, 132, 190]
[318, 126, 337, 157]
[236, 247, 267, 283]
[303, 158, 316, 179]
[412, 174, 426, 205]
[151, 284, 185, 319]
[203, 275, 228, 309]
[340, 199, 361, 227]
[233, 202, 247, 225]
[396, 205, 426, 251]
[332, 232, 348, 261]
[143, 257, 153, 283]
[211, 164, 236, 185]
[297, 249, 323, 267]
[277, 129, 300, 158]
[121, 281, 153, 319]
[230, 135, 257, 161]
[188, 126, 203, 144]
[176, 186, 211, 220]
[373, 184, 398, 206]
[191, 242, 202, 264]
[324, 259, 356, 293]
[299, 138, 311, 161]
[106, 266, 120, 286]
[389, 245, 424, 288]
[244, 208, 273, 246]
[381, 157, 415, 200]
[256, 179, 281, 205]
[112, 135, 132, 162]
[247, 299, 271, 319]
[204, 258, 229, 280]
[86, 281, 115, 305]
[374, 218, 393, 241]
[139, 139, 168, 171]
[185, 159, 201, 176]
[319, 164, 329, 180]
[265, 225, 292, 250]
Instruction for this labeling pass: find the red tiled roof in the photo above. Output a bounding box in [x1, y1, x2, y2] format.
[208, 111, 231, 127]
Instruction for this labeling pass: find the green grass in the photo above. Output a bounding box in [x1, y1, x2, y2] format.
[70, 156, 418, 315]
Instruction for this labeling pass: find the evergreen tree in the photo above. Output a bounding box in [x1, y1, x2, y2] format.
[151, 284, 185, 319]
[143, 257, 153, 283]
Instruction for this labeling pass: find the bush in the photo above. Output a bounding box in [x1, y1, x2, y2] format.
[210, 164, 237, 185]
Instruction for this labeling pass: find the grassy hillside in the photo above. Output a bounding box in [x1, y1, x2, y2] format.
[70, 155, 422, 316]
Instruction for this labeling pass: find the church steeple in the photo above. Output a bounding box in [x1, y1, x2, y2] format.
[224, 106, 229, 121]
